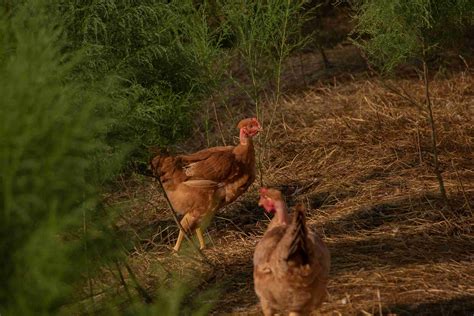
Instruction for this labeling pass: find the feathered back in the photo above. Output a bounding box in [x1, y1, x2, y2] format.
[150, 154, 186, 185]
[285, 204, 310, 265]
[253, 198, 331, 314]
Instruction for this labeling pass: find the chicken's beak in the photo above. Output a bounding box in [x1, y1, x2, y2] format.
[259, 196, 275, 213]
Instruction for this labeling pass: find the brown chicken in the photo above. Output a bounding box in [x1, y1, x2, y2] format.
[254, 188, 330, 316]
[151, 117, 262, 252]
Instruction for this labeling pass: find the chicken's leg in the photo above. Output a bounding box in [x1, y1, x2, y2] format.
[196, 227, 206, 250]
[173, 229, 185, 252]
[260, 299, 276, 316]
[173, 212, 196, 252]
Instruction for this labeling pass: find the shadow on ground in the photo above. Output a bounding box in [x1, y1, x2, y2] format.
[317, 193, 473, 275]
[385, 295, 474, 316]
[321, 193, 472, 236]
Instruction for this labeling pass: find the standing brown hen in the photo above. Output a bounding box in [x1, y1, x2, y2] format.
[254, 188, 330, 316]
[150, 118, 262, 252]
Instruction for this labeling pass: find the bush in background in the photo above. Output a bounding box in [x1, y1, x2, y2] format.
[59, 0, 227, 160]
[353, 0, 474, 208]
[354, 0, 474, 72]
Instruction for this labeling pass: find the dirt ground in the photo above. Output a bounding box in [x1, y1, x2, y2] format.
[107, 43, 474, 316]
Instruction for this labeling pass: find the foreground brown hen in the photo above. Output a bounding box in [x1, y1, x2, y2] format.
[151, 118, 262, 252]
[254, 188, 330, 316]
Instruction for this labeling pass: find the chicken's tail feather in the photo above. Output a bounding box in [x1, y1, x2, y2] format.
[286, 204, 310, 265]
[149, 152, 185, 183]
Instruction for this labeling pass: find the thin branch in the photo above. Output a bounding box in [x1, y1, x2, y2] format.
[107, 223, 154, 304]
[451, 160, 471, 212]
[376, 78, 424, 111]
[261, 0, 292, 187]
[422, 54, 450, 211]
[319, 46, 331, 69]
[365, 56, 424, 111]
[212, 100, 226, 146]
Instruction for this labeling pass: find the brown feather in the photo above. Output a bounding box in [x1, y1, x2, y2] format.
[149, 119, 258, 237]
[254, 199, 330, 315]
[285, 204, 310, 265]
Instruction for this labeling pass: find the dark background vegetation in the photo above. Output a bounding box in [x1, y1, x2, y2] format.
[1, 0, 472, 315]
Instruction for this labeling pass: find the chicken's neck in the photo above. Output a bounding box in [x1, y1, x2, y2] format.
[239, 129, 253, 146]
[273, 201, 289, 225]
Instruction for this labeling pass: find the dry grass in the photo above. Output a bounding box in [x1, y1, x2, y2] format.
[105, 46, 474, 315]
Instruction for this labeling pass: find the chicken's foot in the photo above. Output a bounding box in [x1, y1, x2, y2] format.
[172, 227, 206, 252]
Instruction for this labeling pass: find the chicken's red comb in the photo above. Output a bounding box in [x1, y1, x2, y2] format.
[259, 187, 268, 195]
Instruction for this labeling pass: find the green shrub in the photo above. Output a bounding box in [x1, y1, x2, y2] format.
[224, 0, 312, 103]
[353, 0, 474, 208]
[0, 1, 121, 314]
[59, 0, 227, 158]
[354, 0, 474, 72]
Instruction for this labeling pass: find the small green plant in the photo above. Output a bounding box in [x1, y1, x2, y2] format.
[354, 0, 474, 72]
[353, 0, 474, 208]
[224, 0, 313, 108]
[223, 0, 315, 185]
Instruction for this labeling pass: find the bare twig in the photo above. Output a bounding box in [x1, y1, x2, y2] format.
[422, 55, 450, 211]
[376, 289, 383, 316]
[376, 78, 424, 111]
[416, 127, 423, 164]
[451, 160, 472, 212]
[212, 100, 227, 146]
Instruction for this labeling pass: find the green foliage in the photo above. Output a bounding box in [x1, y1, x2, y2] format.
[53, 0, 315, 160]
[58, 0, 227, 157]
[353, 0, 471, 207]
[354, 0, 474, 72]
[0, 1, 217, 314]
[119, 85, 195, 149]
[220, 0, 315, 186]
[0, 1, 121, 314]
[125, 279, 217, 316]
[224, 0, 313, 103]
